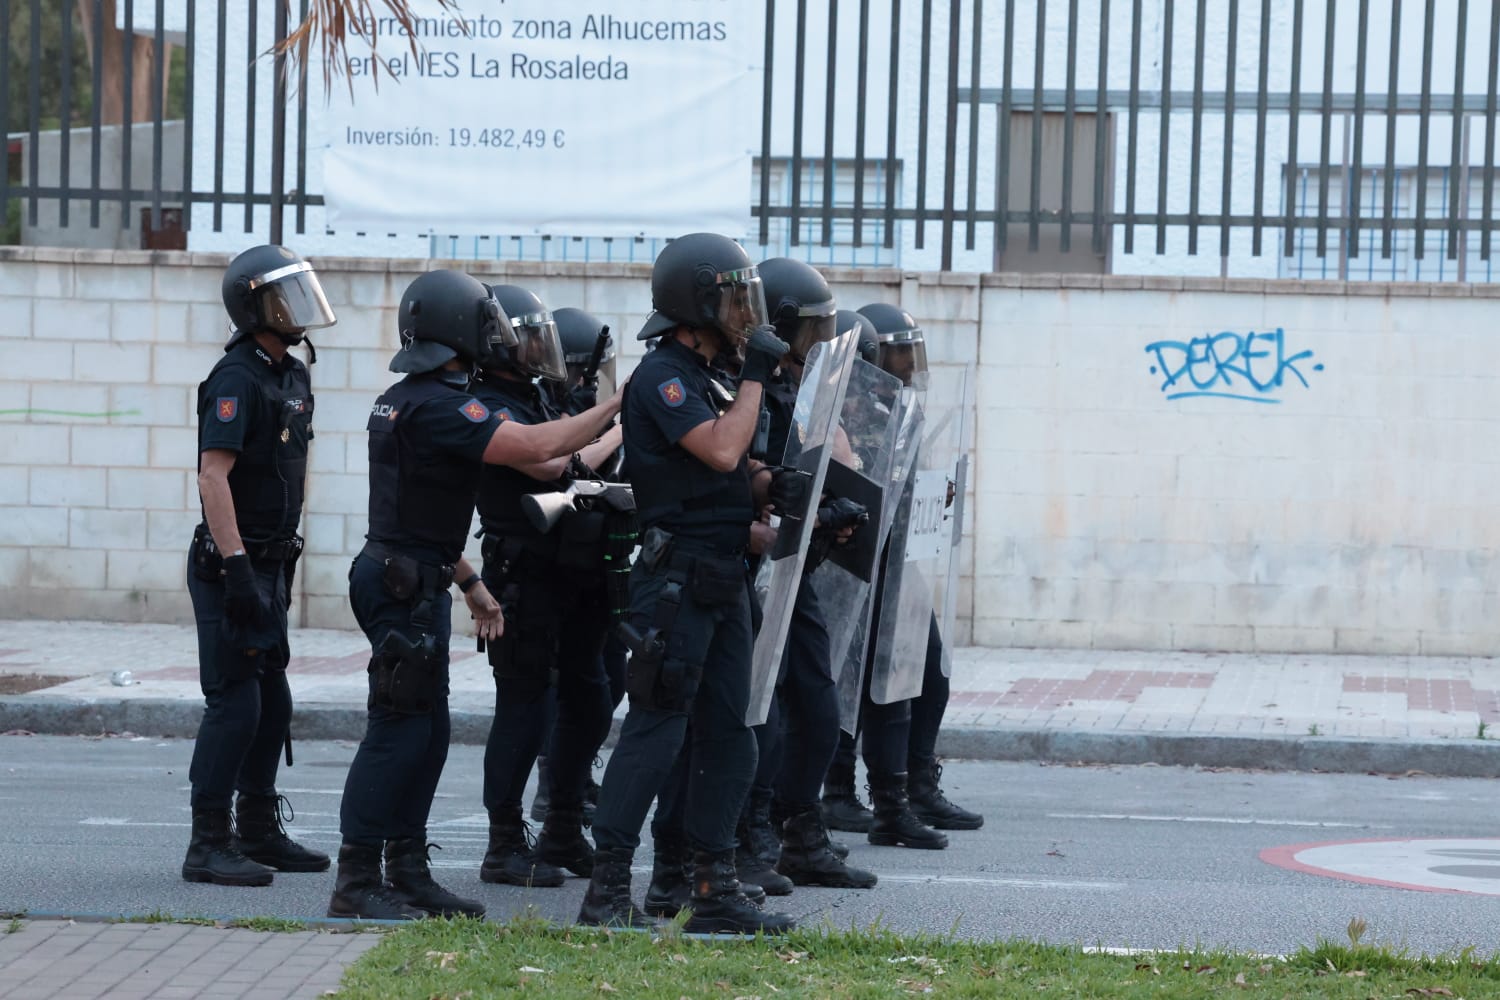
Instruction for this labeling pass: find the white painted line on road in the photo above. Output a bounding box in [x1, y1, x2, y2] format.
[1049, 813, 1388, 829]
[875, 874, 1122, 890]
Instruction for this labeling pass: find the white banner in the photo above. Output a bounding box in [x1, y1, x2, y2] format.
[321, 0, 760, 237]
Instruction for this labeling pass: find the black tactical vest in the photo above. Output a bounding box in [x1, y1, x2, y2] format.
[473, 375, 559, 537]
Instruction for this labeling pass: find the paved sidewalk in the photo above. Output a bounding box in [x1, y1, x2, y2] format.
[0, 917, 380, 1000]
[4, 619, 1500, 776]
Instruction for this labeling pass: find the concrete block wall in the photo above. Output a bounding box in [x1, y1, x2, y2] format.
[0, 247, 1492, 655]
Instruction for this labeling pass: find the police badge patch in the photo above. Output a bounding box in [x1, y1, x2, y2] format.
[460, 400, 490, 422]
[658, 377, 687, 408]
[216, 397, 238, 422]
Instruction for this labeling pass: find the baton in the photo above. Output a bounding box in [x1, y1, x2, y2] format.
[582, 325, 611, 386]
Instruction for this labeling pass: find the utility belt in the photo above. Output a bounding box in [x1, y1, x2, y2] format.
[191, 523, 304, 573]
[360, 541, 455, 717]
[359, 541, 456, 607]
[477, 528, 558, 584]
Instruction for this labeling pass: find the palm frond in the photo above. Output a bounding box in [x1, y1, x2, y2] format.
[277, 0, 465, 98]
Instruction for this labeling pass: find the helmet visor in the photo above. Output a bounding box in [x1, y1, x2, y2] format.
[877, 327, 928, 387]
[786, 299, 838, 361]
[251, 262, 337, 333]
[711, 267, 770, 353]
[477, 293, 521, 369]
[511, 309, 568, 381]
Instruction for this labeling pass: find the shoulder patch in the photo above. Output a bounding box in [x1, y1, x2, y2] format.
[460, 399, 491, 423]
[657, 377, 688, 408]
[215, 397, 239, 422]
[496, 407, 513, 422]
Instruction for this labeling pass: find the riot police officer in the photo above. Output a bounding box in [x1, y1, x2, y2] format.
[577, 233, 797, 934]
[472, 285, 624, 889]
[184, 244, 336, 887]
[329, 270, 624, 921]
[735, 258, 878, 894]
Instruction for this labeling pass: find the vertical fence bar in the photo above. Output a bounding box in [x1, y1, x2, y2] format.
[1348, 0, 1369, 258]
[1251, 0, 1270, 254]
[0, 0, 8, 238]
[881, 0, 900, 249]
[1314, 0, 1336, 258]
[1447, 0, 1468, 259]
[213, 0, 227, 230]
[121, 0, 134, 229]
[1154, 0, 1173, 254]
[26, 0, 40, 226]
[1029, 0, 1047, 252]
[1381, 0, 1400, 257]
[150, 0, 166, 231]
[244, 0, 258, 233]
[757, 0, 774, 246]
[1218, 0, 1238, 259]
[1483, 0, 1499, 261]
[1125, 0, 1142, 253]
[789, 0, 807, 246]
[1060, 0, 1078, 252]
[1187, 0, 1205, 254]
[294, 0, 308, 233]
[852, 0, 869, 247]
[964, 0, 982, 249]
[1091, 0, 1110, 255]
[182, 0, 195, 232]
[88, 0, 104, 225]
[821, 0, 838, 249]
[1281, 0, 1303, 258]
[940, 0, 961, 267]
[915, 0, 933, 248]
[994, 0, 1015, 261]
[59, 0, 75, 227]
[1413, 0, 1435, 260]
[270, 0, 287, 244]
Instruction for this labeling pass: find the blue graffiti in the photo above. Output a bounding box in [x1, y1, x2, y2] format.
[1145, 327, 1323, 404]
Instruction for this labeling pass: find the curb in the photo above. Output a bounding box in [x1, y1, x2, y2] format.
[6, 697, 1500, 779]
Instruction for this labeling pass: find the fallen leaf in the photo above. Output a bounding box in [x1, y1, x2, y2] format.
[425, 951, 458, 970]
[599, 983, 617, 994]
[670, 954, 689, 964]
[1195, 965, 1217, 975]
[1233, 973, 1247, 987]
[1344, 970, 1366, 977]
[1405, 989, 1456, 997]
[519, 966, 546, 974]
[1134, 963, 1160, 975]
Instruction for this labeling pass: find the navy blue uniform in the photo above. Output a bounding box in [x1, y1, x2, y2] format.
[472, 374, 612, 819]
[187, 337, 313, 810]
[339, 373, 500, 847]
[590, 337, 759, 858]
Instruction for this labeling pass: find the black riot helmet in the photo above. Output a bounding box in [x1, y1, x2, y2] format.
[837, 309, 880, 365]
[485, 283, 568, 381]
[391, 269, 517, 375]
[554, 306, 618, 394]
[758, 257, 837, 366]
[857, 302, 928, 388]
[636, 233, 770, 359]
[221, 244, 337, 348]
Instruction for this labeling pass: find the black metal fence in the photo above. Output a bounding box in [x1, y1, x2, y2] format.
[4, 0, 1498, 276]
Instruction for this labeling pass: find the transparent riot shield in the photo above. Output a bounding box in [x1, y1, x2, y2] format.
[932, 364, 974, 676]
[806, 360, 907, 734]
[746, 333, 859, 726]
[868, 364, 970, 705]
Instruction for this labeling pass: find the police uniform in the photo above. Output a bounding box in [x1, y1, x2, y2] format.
[187, 336, 312, 816]
[473, 374, 612, 881]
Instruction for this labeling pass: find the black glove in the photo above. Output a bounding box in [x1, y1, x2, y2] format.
[817, 497, 869, 532]
[739, 324, 791, 386]
[563, 381, 599, 415]
[767, 467, 814, 519]
[222, 554, 266, 628]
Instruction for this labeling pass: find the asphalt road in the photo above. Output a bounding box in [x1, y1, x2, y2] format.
[1, 733, 1495, 955]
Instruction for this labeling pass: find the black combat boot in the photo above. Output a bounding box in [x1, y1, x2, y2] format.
[528, 756, 552, 824]
[535, 804, 595, 877]
[233, 793, 331, 872]
[908, 755, 985, 830]
[182, 808, 275, 887]
[385, 837, 486, 918]
[577, 847, 657, 928]
[682, 851, 795, 936]
[326, 843, 425, 920]
[735, 789, 793, 897]
[643, 838, 692, 918]
[480, 808, 565, 887]
[777, 808, 878, 888]
[868, 772, 948, 850]
[821, 761, 875, 833]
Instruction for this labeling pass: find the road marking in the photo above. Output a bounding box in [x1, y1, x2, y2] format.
[1049, 813, 1387, 828]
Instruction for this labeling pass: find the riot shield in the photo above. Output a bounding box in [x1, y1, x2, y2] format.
[933, 364, 975, 676]
[746, 333, 859, 726]
[806, 360, 907, 734]
[868, 364, 972, 704]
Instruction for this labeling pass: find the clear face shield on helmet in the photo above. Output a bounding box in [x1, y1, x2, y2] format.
[877, 327, 929, 389]
[710, 267, 770, 359]
[509, 308, 568, 381]
[785, 298, 839, 366]
[474, 293, 521, 370]
[249, 262, 338, 334]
